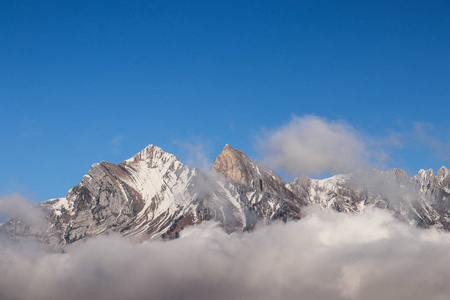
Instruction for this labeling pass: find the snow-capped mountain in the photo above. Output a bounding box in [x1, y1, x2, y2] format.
[1, 144, 449, 246]
[288, 167, 450, 229]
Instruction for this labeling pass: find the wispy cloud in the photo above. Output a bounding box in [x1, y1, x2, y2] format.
[173, 139, 212, 172]
[414, 122, 450, 161]
[110, 136, 124, 154]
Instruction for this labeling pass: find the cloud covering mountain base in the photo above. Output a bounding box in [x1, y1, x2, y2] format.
[2, 207, 450, 300]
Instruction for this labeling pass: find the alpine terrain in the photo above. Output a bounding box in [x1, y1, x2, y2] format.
[1, 144, 449, 247]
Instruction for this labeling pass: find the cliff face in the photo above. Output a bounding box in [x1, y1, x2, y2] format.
[1, 144, 449, 247]
[212, 145, 302, 203]
[287, 167, 450, 230]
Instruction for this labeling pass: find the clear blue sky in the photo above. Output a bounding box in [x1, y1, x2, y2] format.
[1, 0, 449, 203]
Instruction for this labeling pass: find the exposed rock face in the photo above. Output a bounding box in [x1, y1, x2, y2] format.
[1, 144, 449, 247]
[287, 167, 450, 230]
[2, 145, 249, 246]
[212, 145, 302, 203]
[211, 145, 305, 225]
[411, 167, 450, 228]
[212, 144, 253, 186]
[49, 145, 211, 244]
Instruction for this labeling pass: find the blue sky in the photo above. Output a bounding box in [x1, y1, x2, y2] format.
[1, 0, 449, 203]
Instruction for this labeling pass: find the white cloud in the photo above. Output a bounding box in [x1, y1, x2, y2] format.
[110, 136, 124, 154]
[258, 115, 370, 176]
[2, 208, 450, 300]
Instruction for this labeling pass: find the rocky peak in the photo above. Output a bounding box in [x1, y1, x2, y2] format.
[211, 144, 255, 186]
[437, 166, 450, 191]
[289, 175, 311, 188]
[211, 144, 301, 202]
[211, 144, 286, 189]
[389, 168, 410, 184]
[415, 169, 435, 183]
[124, 144, 180, 170]
[437, 166, 449, 179]
[286, 175, 311, 200]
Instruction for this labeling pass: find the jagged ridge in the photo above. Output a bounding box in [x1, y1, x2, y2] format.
[1, 144, 449, 247]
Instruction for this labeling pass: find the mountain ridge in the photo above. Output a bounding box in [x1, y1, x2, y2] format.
[1, 144, 449, 247]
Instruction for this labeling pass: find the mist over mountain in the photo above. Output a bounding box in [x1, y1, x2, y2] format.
[1, 144, 448, 246]
[1, 144, 449, 300]
[3, 0, 449, 298]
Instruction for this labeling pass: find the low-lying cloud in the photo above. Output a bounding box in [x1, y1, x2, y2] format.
[258, 115, 370, 176]
[2, 207, 450, 300]
[0, 193, 44, 227]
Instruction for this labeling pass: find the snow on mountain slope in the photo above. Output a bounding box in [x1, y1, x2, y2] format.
[1, 144, 449, 247]
[211, 144, 304, 222]
[1, 145, 249, 246]
[287, 167, 450, 230]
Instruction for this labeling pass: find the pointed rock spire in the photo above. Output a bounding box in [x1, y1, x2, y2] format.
[211, 144, 255, 186]
[211, 144, 301, 201]
[437, 166, 449, 178]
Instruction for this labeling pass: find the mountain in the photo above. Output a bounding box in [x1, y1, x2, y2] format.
[211, 144, 305, 222]
[288, 167, 450, 230]
[1, 144, 449, 246]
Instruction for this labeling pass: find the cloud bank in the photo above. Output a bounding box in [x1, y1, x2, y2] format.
[2, 208, 450, 300]
[258, 115, 370, 176]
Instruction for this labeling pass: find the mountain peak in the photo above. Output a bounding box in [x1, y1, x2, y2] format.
[437, 166, 449, 178]
[211, 144, 300, 202]
[417, 168, 435, 177]
[211, 144, 254, 185]
[124, 144, 179, 166]
[389, 168, 410, 183]
[219, 144, 246, 157]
